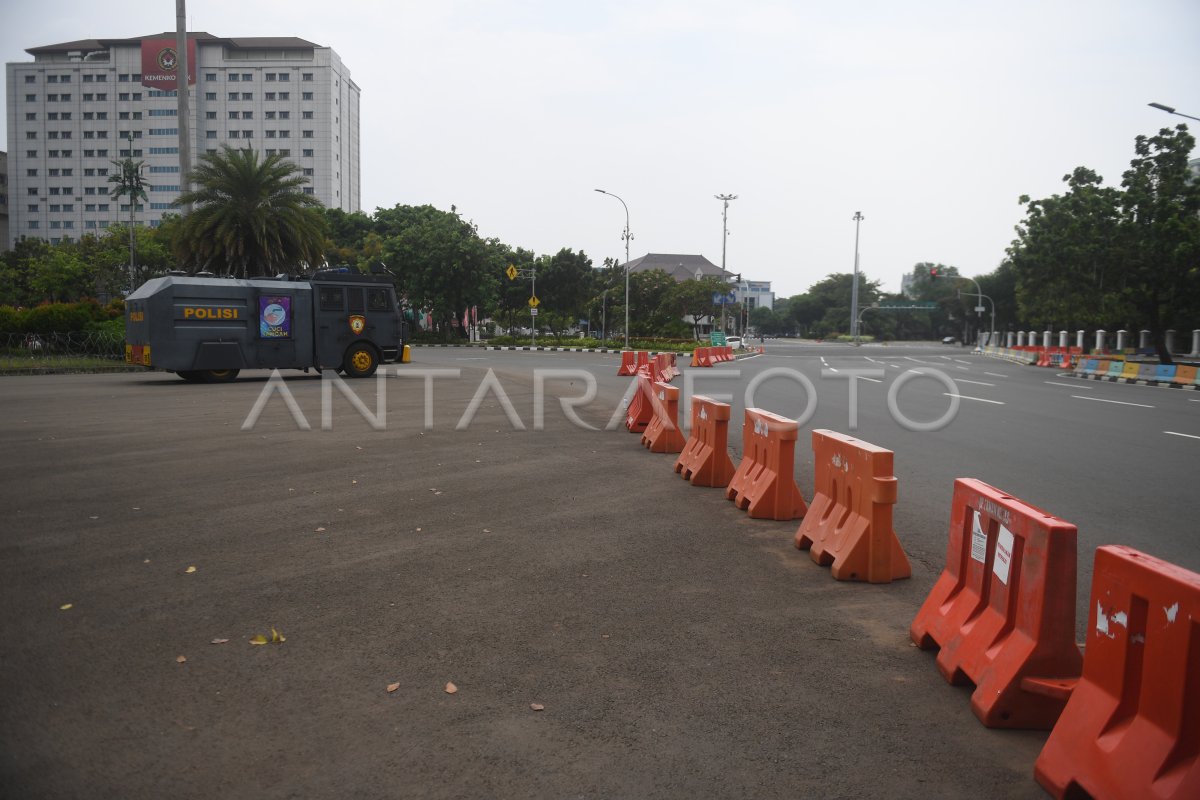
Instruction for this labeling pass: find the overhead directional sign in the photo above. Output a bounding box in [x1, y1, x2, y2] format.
[528, 295, 540, 308]
[505, 264, 519, 281]
[712, 292, 737, 305]
[877, 301, 938, 310]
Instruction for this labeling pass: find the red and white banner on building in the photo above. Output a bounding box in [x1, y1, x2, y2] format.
[140, 38, 197, 90]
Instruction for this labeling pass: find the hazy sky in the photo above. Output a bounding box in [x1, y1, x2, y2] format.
[4, 0, 1197, 296]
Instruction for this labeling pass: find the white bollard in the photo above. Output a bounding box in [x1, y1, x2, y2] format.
[1165, 330, 1176, 354]
[1192, 329, 1200, 357]
[1043, 330, 1052, 348]
[1139, 330, 1151, 349]
[1017, 331, 1027, 347]
[1096, 330, 1107, 352]
[1058, 330, 1069, 348]
[1007, 331, 1016, 348]
[1076, 330, 1085, 350]
[1116, 330, 1128, 351]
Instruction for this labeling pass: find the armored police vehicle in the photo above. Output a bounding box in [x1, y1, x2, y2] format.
[124, 269, 408, 382]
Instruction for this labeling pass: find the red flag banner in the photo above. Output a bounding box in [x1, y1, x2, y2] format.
[141, 38, 197, 90]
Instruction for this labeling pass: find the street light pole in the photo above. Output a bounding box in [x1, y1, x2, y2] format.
[716, 193, 737, 334]
[127, 132, 137, 283]
[594, 189, 632, 349]
[1148, 102, 1200, 122]
[851, 211, 864, 346]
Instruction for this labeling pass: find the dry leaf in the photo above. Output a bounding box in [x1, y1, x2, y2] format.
[143, 559, 151, 564]
[530, 703, 545, 711]
[415, 527, 422, 532]
[249, 634, 268, 645]
[210, 638, 230, 645]
[386, 682, 400, 693]
[444, 682, 458, 694]
[351, 480, 358, 485]
[315, 527, 326, 532]
[59, 603, 73, 611]
[482, 529, 491, 534]
[184, 566, 196, 574]
[270, 627, 286, 644]
[176, 655, 187, 664]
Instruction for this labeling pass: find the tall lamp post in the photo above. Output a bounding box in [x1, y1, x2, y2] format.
[851, 211, 864, 346]
[716, 193, 738, 333]
[594, 189, 633, 349]
[1148, 102, 1200, 122]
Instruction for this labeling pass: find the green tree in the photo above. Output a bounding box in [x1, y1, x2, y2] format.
[537, 248, 594, 339]
[107, 155, 149, 280]
[171, 146, 328, 277]
[672, 276, 727, 339]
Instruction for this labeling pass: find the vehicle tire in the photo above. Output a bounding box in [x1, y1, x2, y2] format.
[177, 370, 204, 382]
[201, 369, 240, 383]
[342, 343, 378, 378]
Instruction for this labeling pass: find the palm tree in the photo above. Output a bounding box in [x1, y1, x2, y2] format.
[172, 146, 328, 277]
[108, 154, 149, 282]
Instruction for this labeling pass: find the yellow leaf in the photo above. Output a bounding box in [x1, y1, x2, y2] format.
[250, 634, 268, 645]
[270, 627, 286, 644]
[386, 682, 400, 693]
[444, 682, 458, 694]
[59, 603, 73, 611]
[185, 566, 196, 574]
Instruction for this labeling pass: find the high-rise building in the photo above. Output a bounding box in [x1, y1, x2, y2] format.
[4, 32, 360, 250]
[0, 151, 9, 247]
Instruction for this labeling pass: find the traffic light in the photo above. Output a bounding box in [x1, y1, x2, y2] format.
[929, 267, 939, 279]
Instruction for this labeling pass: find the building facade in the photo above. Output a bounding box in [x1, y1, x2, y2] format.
[0, 151, 8, 248]
[4, 32, 360, 250]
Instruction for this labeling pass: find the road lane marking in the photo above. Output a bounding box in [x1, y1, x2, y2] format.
[1071, 395, 1154, 408]
[984, 372, 1008, 378]
[1045, 381, 1091, 389]
[864, 357, 884, 364]
[1165, 431, 1200, 440]
[944, 393, 1006, 405]
[954, 365, 971, 371]
[954, 379, 995, 387]
[954, 359, 972, 365]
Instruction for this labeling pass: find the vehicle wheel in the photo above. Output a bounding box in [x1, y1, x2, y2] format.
[342, 343, 378, 378]
[201, 369, 240, 383]
[177, 370, 204, 382]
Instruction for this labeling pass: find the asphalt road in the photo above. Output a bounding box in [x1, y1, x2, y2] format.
[1, 342, 1195, 799]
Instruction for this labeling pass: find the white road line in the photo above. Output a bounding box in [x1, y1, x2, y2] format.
[1190, 398, 1200, 403]
[939, 356, 953, 361]
[945, 393, 1006, 405]
[1072, 395, 1155, 408]
[856, 376, 883, 383]
[954, 359, 972, 365]
[1165, 431, 1200, 440]
[954, 365, 970, 371]
[864, 357, 884, 364]
[954, 379, 995, 387]
[905, 356, 934, 364]
[984, 372, 1008, 378]
[1045, 381, 1091, 390]
[888, 363, 903, 369]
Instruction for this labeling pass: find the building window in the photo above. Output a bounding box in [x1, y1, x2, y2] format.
[99, 204, 109, 211]
[26, 131, 37, 139]
[302, 111, 314, 119]
[85, 168, 95, 176]
[229, 111, 240, 119]
[83, 74, 93, 83]
[25, 74, 35, 83]
[26, 112, 37, 120]
[302, 73, 313, 81]
[27, 169, 38, 177]
[265, 92, 276, 101]
[119, 93, 129, 101]
[119, 73, 129, 82]
[302, 149, 313, 157]
[242, 92, 252, 100]
[302, 130, 313, 138]
[228, 92, 239, 101]
[148, 147, 178, 154]
[243, 130, 253, 138]
[242, 111, 253, 119]
[151, 202, 173, 209]
[279, 149, 290, 157]
[228, 130, 240, 138]
[265, 111, 276, 119]
[303, 187, 314, 195]
[229, 74, 240, 82]
[28, 187, 39, 195]
[28, 221, 39, 229]
[85, 187, 96, 195]
[242, 73, 252, 81]
[86, 220, 97, 229]
[28, 204, 39, 212]
[206, 72, 217, 81]
[27, 150, 37, 158]
[265, 148, 276, 156]
[302, 92, 313, 101]
[83, 93, 94, 101]
[266, 73, 276, 82]
[302, 168, 313, 176]
[48, 74, 59, 84]
[148, 109, 177, 116]
[279, 92, 289, 100]
[149, 165, 180, 173]
[206, 130, 217, 139]
[205, 92, 216, 101]
[151, 185, 180, 192]
[25, 94, 36, 102]
[279, 73, 290, 82]
[279, 111, 290, 119]
[279, 130, 290, 138]
[265, 130, 276, 138]
[205, 111, 216, 119]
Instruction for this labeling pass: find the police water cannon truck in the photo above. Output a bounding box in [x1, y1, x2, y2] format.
[124, 268, 409, 382]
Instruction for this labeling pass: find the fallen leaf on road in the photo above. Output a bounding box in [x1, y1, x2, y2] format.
[59, 603, 73, 611]
[482, 529, 491, 534]
[210, 638, 229, 645]
[444, 682, 458, 694]
[530, 703, 545, 711]
[176, 655, 187, 663]
[387, 683, 400, 693]
[270, 627, 286, 644]
[249, 635, 268, 645]
[184, 566, 196, 574]
[315, 527, 326, 532]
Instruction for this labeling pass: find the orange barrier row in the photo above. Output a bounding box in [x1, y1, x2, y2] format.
[1034, 545, 1200, 800]
[640, 381, 686, 453]
[794, 430, 910, 583]
[909, 478, 1082, 728]
[725, 408, 807, 520]
[673, 395, 736, 487]
[618, 350, 652, 376]
[690, 347, 713, 368]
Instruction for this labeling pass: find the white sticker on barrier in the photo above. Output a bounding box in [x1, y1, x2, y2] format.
[700, 407, 708, 421]
[970, 512, 987, 563]
[993, 525, 1015, 584]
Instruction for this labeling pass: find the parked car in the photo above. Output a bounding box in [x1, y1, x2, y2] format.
[727, 336, 743, 349]
[942, 336, 957, 345]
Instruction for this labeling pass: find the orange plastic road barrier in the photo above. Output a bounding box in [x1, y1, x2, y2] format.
[690, 347, 712, 367]
[617, 350, 638, 376]
[794, 429, 910, 583]
[909, 478, 1082, 728]
[640, 381, 686, 454]
[725, 408, 808, 520]
[624, 374, 655, 433]
[674, 395, 736, 487]
[635, 350, 650, 374]
[1173, 364, 1198, 387]
[1034, 545, 1200, 800]
[723, 345, 734, 361]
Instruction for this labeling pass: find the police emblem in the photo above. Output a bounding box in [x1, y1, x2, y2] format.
[349, 315, 366, 335]
[158, 47, 178, 72]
